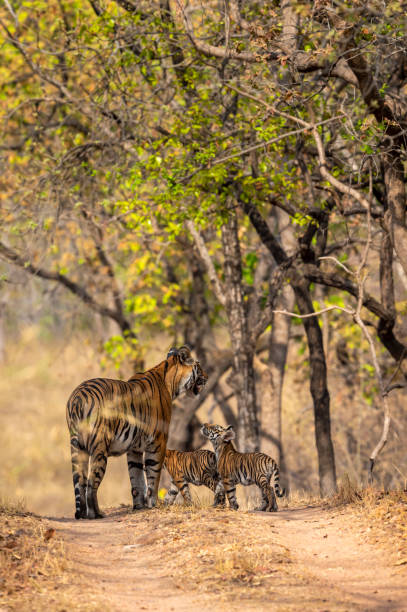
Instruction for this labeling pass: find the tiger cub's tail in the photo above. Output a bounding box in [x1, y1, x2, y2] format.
[271, 461, 285, 498]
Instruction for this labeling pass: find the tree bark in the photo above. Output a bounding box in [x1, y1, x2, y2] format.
[261, 208, 296, 473]
[383, 155, 407, 277]
[292, 277, 337, 496]
[262, 285, 294, 467]
[221, 208, 259, 451]
[239, 200, 337, 495]
[169, 249, 218, 450]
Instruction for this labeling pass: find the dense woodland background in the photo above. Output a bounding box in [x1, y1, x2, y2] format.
[1, 0, 407, 513]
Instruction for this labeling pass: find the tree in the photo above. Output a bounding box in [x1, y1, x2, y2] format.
[2, 1, 407, 493]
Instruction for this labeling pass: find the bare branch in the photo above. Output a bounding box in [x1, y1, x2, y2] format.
[318, 255, 353, 276]
[0, 242, 134, 337]
[175, 0, 259, 62]
[185, 220, 226, 307]
[229, 0, 357, 83]
[273, 305, 353, 318]
[226, 84, 374, 211]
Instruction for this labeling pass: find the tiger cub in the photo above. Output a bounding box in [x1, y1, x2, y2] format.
[201, 423, 285, 512]
[163, 449, 225, 507]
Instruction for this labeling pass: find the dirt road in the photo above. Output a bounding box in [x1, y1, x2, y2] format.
[46, 504, 407, 612]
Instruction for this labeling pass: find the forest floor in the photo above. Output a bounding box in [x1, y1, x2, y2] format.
[1, 489, 407, 611]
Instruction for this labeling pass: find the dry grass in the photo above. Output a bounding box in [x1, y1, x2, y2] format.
[355, 488, 407, 565]
[0, 499, 104, 611]
[125, 503, 297, 607]
[326, 476, 407, 566]
[328, 473, 364, 506]
[0, 500, 66, 610]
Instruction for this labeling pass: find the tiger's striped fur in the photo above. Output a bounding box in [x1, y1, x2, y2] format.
[66, 346, 207, 519]
[201, 423, 285, 512]
[163, 449, 225, 507]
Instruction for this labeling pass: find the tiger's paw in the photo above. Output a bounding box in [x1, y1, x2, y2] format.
[132, 506, 144, 512]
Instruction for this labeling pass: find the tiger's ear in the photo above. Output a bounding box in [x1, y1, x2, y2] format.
[178, 345, 194, 365]
[167, 347, 179, 358]
[222, 426, 235, 441]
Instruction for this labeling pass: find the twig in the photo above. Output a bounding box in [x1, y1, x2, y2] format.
[273, 305, 353, 318]
[186, 220, 226, 307]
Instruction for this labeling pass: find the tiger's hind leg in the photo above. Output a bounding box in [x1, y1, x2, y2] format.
[257, 475, 278, 512]
[254, 489, 269, 512]
[70, 437, 88, 520]
[165, 477, 192, 506]
[164, 482, 179, 506]
[85, 444, 108, 519]
[177, 480, 193, 506]
[223, 478, 239, 510]
[127, 450, 146, 510]
[144, 441, 166, 509]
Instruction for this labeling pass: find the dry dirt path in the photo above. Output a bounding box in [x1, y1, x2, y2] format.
[48, 505, 407, 612]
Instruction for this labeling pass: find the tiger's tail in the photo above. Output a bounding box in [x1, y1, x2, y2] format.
[69, 433, 89, 519]
[270, 461, 285, 498]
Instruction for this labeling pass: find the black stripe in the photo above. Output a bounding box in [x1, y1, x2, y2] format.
[128, 461, 144, 470]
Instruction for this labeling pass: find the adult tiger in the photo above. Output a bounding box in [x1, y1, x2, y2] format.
[201, 423, 285, 512]
[66, 346, 207, 519]
[163, 449, 225, 507]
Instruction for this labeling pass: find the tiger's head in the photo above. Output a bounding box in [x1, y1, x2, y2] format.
[201, 423, 235, 451]
[165, 345, 208, 399]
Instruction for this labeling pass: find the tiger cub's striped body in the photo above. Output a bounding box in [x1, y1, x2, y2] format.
[66, 346, 207, 519]
[163, 449, 225, 507]
[201, 423, 284, 512]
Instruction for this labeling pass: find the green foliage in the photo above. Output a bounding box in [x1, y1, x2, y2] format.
[0, 0, 404, 377]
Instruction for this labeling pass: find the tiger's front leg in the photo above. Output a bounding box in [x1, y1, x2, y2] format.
[213, 481, 226, 507]
[127, 449, 146, 510]
[202, 473, 226, 507]
[144, 441, 166, 509]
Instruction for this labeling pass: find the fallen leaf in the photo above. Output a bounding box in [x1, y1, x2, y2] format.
[44, 528, 55, 542]
[394, 558, 407, 566]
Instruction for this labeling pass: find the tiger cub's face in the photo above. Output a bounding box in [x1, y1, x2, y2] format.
[201, 423, 235, 444]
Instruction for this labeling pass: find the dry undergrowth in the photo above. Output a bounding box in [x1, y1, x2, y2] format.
[328, 477, 407, 566]
[0, 499, 98, 611]
[125, 503, 308, 607]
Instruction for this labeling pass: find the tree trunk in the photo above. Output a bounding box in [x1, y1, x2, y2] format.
[0, 301, 5, 364]
[168, 404, 203, 451]
[261, 208, 296, 466]
[383, 154, 407, 277]
[263, 284, 294, 472]
[293, 277, 337, 496]
[221, 208, 259, 451]
[239, 200, 337, 495]
[168, 248, 219, 450]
